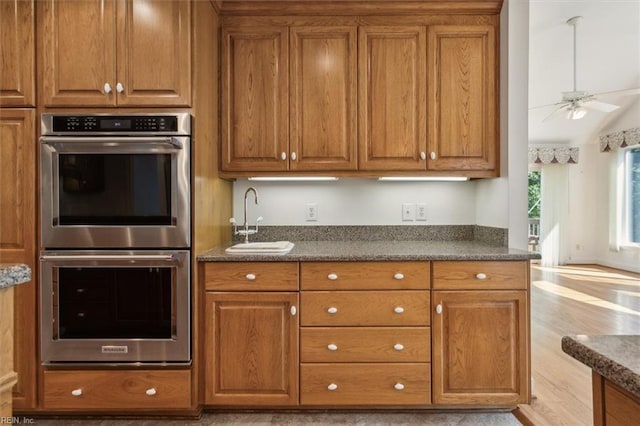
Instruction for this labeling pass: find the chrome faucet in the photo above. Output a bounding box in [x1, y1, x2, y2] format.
[230, 187, 262, 243]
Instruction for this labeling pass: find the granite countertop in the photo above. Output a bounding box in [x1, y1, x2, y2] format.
[0, 263, 32, 290]
[198, 240, 538, 262]
[562, 335, 640, 398]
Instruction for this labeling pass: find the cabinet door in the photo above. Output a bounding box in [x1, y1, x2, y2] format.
[115, 0, 191, 106]
[432, 290, 529, 405]
[358, 26, 427, 171]
[290, 26, 357, 171]
[427, 25, 497, 172]
[221, 27, 289, 172]
[0, 0, 35, 106]
[0, 110, 36, 409]
[204, 292, 298, 405]
[39, 0, 116, 106]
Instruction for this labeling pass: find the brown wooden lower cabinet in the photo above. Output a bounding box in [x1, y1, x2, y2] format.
[42, 370, 191, 410]
[592, 372, 640, 426]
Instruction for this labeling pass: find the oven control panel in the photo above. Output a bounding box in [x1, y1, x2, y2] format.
[47, 114, 186, 134]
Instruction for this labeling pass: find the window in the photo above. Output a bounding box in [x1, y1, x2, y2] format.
[624, 147, 640, 244]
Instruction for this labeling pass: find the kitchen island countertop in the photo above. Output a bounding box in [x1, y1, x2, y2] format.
[562, 335, 640, 398]
[0, 263, 31, 289]
[198, 240, 539, 262]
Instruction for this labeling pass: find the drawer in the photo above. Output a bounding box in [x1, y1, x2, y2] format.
[300, 363, 431, 405]
[43, 370, 191, 410]
[301, 262, 430, 290]
[301, 327, 430, 363]
[432, 261, 528, 290]
[301, 291, 430, 326]
[204, 262, 298, 291]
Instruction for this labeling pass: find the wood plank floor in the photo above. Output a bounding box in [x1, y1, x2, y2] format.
[519, 264, 640, 426]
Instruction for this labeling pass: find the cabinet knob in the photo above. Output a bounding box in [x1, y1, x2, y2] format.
[476, 273, 488, 280]
[327, 307, 338, 314]
[420, 151, 426, 161]
[281, 152, 287, 160]
[327, 383, 338, 391]
[145, 388, 157, 396]
[394, 343, 404, 351]
[291, 152, 297, 161]
[76, 288, 85, 293]
[116, 82, 124, 93]
[71, 388, 83, 397]
[103, 83, 112, 94]
[430, 151, 436, 160]
[77, 312, 85, 318]
[327, 343, 338, 351]
[394, 306, 405, 314]
[394, 273, 404, 280]
[290, 305, 297, 316]
[394, 383, 405, 391]
[245, 273, 256, 281]
[327, 273, 338, 280]
[436, 303, 443, 314]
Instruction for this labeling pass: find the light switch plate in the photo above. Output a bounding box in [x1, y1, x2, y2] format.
[402, 203, 415, 221]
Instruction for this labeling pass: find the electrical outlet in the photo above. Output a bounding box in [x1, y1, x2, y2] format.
[416, 203, 427, 221]
[402, 203, 415, 221]
[305, 203, 318, 221]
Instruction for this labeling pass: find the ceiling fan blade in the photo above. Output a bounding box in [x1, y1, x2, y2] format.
[529, 100, 569, 111]
[581, 100, 620, 112]
[592, 87, 640, 98]
[542, 104, 570, 122]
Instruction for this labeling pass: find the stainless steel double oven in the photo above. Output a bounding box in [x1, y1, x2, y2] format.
[39, 113, 191, 365]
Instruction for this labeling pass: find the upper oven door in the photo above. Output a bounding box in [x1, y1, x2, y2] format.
[40, 136, 190, 248]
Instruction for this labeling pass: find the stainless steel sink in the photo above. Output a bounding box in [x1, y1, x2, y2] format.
[225, 241, 294, 254]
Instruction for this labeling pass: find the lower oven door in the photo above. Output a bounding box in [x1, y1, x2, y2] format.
[40, 250, 190, 365]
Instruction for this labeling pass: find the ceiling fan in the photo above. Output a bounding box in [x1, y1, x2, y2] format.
[531, 15, 640, 121]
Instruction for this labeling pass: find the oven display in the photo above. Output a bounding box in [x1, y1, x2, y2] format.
[101, 119, 131, 130]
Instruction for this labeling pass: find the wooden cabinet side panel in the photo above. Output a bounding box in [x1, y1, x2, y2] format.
[358, 26, 427, 171]
[290, 26, 357, 171]
[204, 292, 298, 406]
[39, 0, 116, 106]
[427, 25, 496, 172]
[0, 0, 35, 106]
[221, 26, 289, 172]
[116, 0, 191, 106]
[432, 290, 528, 405]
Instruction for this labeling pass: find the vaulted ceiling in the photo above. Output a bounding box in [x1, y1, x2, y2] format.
[528, 0, 640, 145]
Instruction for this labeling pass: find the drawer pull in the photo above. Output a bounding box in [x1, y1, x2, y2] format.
[420, 151, 427, 161]
[394, 306, 405, 314]
[290, 305, 297, 316]
[394, 383, 405, 391]
[245, 273, 256, 281]
[394, 343, 404, 351]
[436, 303, 443, 314]
[71, 388, 83, 397]
[327, 273, 338, 280]
[327, 383, 338, 391]
[146, 388, 157, 396]
[327, 307, 338, 314]
[327, 344, 338, 351]
[394, 273, 404, 280]
[476, 273, 487, 280]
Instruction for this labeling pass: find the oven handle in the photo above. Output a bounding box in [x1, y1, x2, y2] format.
[40, 254, 179, 262]
[41, 137, 183, 149]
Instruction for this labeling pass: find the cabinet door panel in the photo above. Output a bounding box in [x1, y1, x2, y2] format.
[221, 27, 289, 172]
[39, 0, 116, 106]
[205, 292, 298, 405]
[359, 26, 426, 171]
[290, 26, 357, 171]
[116, 0, 191, 106]
[0, 110, 36, 409]
[0, 0, 35, 106]
[432, 290, 528, 405]
[427, 25, 497, 172]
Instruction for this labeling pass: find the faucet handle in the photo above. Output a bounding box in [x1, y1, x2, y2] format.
[256, 216, 263, 223]
[229, 218, 236, 224]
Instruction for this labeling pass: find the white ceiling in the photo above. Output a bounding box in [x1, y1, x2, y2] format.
[528, 0, 640, 145]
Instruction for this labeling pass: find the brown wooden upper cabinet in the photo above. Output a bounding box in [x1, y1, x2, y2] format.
[0, 0, 35, 107]
[427, 25, 497, 172]
[39, 0, 191, 107]
[221, 25, 357, 172]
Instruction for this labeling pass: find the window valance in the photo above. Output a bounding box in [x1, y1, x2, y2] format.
[599, 127, 640, 152]
[528, 146, 579, 164]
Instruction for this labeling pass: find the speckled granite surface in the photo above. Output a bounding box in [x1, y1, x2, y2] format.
[198, 240, 537, 262]
[0, 263, 32, 289]
[562, 335, 640, 398]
